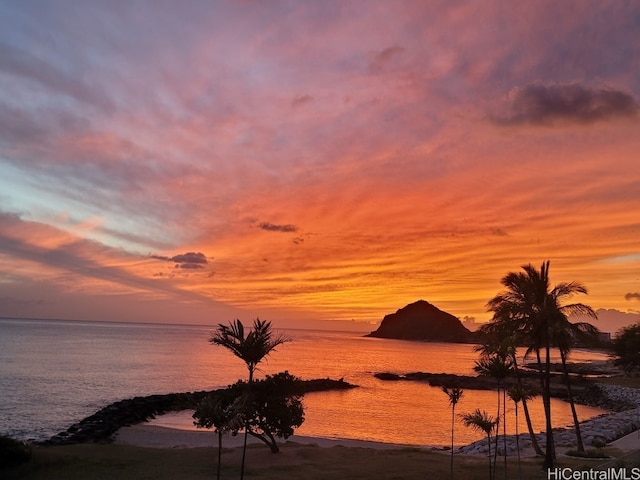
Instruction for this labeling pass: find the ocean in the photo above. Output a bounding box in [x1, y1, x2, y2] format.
[0, 318, 609, 446]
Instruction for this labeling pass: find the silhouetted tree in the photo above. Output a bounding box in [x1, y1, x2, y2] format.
[613, 322, 640, 376]
[507, 384, 536, 480]
[474, 342, 512, 480]
[461, 409, 497, 480]
[210, 318, 290, 478]
[193, 391, 244, 480]
[486, 261, 595, 470]
[553, 319, 598, 452]
[241, 371, 305, 453]
[476, 324, 543, 456]
[442, 386, 463, 480]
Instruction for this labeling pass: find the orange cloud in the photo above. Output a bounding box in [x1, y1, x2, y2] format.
[1, 1, 639, 326]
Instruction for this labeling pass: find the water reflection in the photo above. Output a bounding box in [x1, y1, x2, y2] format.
[153, 328, 610, 446]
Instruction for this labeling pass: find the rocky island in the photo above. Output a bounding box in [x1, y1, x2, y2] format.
[367, 300, 474, 343]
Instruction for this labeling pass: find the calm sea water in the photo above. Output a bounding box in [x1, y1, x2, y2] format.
[0, 318, 609, 446]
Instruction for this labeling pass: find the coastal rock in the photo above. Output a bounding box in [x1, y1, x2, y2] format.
[574, 383, 637, 411]
[458, 384, 640, 456]
[522, 361, 620, 377]
[367, 300, 474, 342]
[373, 370, 583, 401]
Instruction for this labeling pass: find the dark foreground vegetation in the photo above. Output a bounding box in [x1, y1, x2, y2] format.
[3, 441, 636, 480]
[0, 436, 31, 469]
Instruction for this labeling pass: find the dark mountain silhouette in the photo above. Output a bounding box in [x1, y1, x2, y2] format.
[367, 300, 474, 343]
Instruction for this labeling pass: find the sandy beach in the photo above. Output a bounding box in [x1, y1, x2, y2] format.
[114, 424, 420, 451]
[114, 422, 640, 456]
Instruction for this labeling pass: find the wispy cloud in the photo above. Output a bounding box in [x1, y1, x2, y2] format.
[0, 42, 114, 113]
[626, 293, 640, 301]
[0, 212, 211, 301]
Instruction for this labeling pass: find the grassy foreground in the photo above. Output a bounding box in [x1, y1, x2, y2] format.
[1, 441, 626, 480]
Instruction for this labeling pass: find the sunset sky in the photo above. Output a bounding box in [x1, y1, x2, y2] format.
[1, 1, 639, 330]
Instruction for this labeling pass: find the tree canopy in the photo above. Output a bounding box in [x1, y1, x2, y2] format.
[194, 371, 305, 454]
[613, 322, 640, 376]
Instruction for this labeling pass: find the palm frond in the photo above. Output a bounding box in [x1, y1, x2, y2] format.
[442, 386, 464, 406]
[460, 409, 496, 435]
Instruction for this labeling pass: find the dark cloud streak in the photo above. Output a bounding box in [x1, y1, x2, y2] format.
[259, 222, 298, 233]
[150, 251, 208, 269]
[369, 45, 405, 71]
[292, 94, 313, 107]
[626, 293, 640, 301]
[495, 83, 639, 126]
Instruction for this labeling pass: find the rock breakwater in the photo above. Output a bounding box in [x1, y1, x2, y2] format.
[458, 384, 640, 456]
[42, 377, 356, 445]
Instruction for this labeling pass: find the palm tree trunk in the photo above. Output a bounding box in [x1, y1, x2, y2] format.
[217, 431, 223, 480]
[240, 368, 254, 480]
[240, 427, 249, 479]
[512, 354, 543, 455]
[450, 404, 455, 480]
[535, 345, 555, 466]
[520, 396, 542, 455]
[493, 387, 500, 479]
[515, 402, 522, 480]
[543, 343, 556, 470]
[502, 388, 507, 480]
[560, 350, 585, 452]
[520, 394, 543, 457]
[487, 432, 493, 480]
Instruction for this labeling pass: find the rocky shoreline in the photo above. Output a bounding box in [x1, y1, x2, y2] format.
[41, 377, 356, 446]
[374, 365, 636, 411]
[374, 364, 640, 456]
[458, 384, 640, 456]
[375, 371, 593, 404]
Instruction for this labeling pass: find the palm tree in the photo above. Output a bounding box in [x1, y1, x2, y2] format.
[473, 342, 512, 480]
[442, 386, 463, 480]
[461, 409, 497, 480]
[210, 318, 290, 479]
[477, 324, 543, 456]
[507, 384, 536, 480]
[487, 261, 556, 468]
[552, 317, 598, 452]
[193, 392, 245, 480]
[506, 343, 543, 456]
[486, 260, 595, 470]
